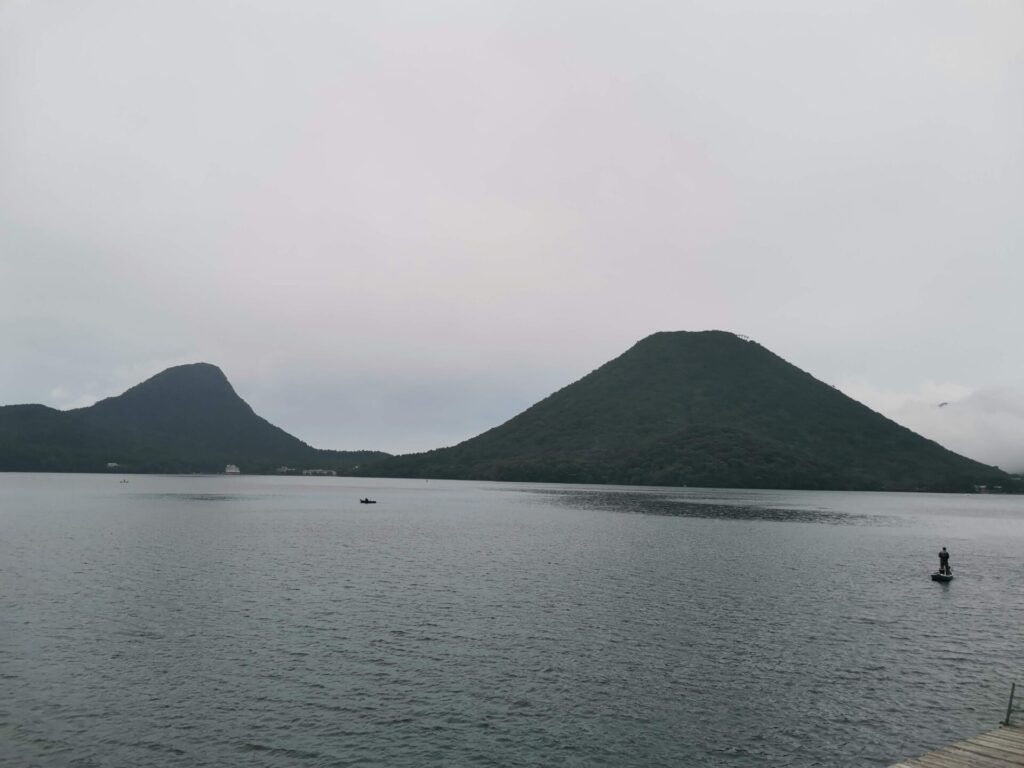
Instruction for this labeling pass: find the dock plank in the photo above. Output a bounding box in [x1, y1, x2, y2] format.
[911, 756, 992, 768]
[917, 752, 1008, 768]
[951, 746, 1024, 767]
[992, 736, 1024, 749]
[892, 725, 1024, 768]
[968, 735, 1024, 755]
[910, 751, 1009, 768]
[960, 739, 1024, 763]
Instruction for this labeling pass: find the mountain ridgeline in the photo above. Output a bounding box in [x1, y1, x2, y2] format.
[0, 335, 1013, 491]
[0, 363, 386, 474]
[356, 332, 1010, 492]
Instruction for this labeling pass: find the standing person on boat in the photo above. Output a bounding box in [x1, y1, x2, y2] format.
[938, 547, 951, 575]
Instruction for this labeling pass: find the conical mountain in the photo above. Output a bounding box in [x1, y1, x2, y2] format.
[362, 331, 1008, 491]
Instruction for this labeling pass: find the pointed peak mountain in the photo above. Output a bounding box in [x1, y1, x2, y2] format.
[144, 361, 230, 382]
[107, 362, 237, 404]
[67, 362, 316, 469]
[0, 363, 387, 474]
[83, 361, 264, 424]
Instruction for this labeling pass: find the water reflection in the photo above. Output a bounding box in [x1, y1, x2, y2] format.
[526, 488, 882, 525]
[136, 493, 255, 503]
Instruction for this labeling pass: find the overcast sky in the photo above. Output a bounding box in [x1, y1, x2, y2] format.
[2, 1, 1022, 470]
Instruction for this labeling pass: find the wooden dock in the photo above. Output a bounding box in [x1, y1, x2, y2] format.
[890, 723, 1024, 767]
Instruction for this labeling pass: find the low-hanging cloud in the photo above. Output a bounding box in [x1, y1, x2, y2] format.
[891, 388, 1024, 474]
[839, 377, 1024, 473]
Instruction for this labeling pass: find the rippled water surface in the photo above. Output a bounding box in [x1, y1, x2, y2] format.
[2, 474, 1023, 767]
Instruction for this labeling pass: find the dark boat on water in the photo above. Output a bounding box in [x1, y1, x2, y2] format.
[931, 570, 953, 582]
[359, 498, 376, 504]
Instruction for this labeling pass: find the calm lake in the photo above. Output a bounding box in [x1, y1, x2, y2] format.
[2, 473, 1022, 767]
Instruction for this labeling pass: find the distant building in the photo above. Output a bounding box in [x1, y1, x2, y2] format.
[225, 464, 241, 474]
[302, 469, 336, 476]
[275, 466, 295, 474]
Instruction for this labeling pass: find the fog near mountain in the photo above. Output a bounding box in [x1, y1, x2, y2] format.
[835, 378, 1024, 473]
[2, 2, 1022, 457]
[892, 389, 1024, 474]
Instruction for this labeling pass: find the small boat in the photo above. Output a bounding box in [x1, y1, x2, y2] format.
[359, 498, 376, 504]
[931, 571, 953, 582]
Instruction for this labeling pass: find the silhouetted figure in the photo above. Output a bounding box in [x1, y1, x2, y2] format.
[938, 547, 951, 576]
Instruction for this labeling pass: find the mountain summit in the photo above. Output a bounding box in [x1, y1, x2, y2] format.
[360, 331, 1007, 491]
[0, 363, 384, 473]
[74, 362, 313, 464]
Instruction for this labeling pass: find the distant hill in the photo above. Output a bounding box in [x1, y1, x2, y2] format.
[357, 331, 1011, 492]
[2, 340, 1014, 491]
[0, 363, 388, 474]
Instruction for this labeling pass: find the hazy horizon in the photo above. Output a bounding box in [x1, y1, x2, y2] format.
[6, 331, 1023, 475]
[2, 2, 1022, 470]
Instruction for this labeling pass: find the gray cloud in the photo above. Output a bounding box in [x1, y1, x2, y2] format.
[893, 388, 1024, 474]
[2, 1, 1022, 456]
